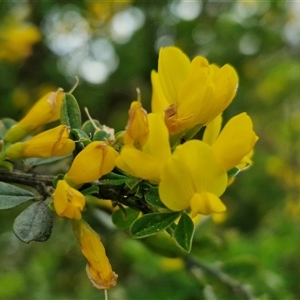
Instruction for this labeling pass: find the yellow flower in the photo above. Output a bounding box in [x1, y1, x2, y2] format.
[53, 180, 85, 220]
[72, 220, 118, 290]
[151, 46, 238, 136]
[5, 125, 75, 160]
[0, 18, 41, 62]
[65, 141, 119, 187]
[159, 140, 227, 217]
[5, 88, 64, 143]
[124, 99, 149, 148]
[116, 113, 171, 183]
[203, 112, 258, 171]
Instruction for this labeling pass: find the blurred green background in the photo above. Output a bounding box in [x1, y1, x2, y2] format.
[0, 0, 299, 299]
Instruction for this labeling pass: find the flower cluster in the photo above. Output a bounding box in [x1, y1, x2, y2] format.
[0, 46, 258, 291]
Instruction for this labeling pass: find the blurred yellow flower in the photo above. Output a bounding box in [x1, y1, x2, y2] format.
[151, 46, 238, 136]
[116, 113, 171, 183]
[159, 140, 227, 217]
[5, 125, 75, 160]
[5, 88, 64, 143]
[53, 180, 85, 220]
[65, 141, 119, 187]
[72, 220, 118, 290]
[0, 18, 41, 62]
[124, 99, 149, 148]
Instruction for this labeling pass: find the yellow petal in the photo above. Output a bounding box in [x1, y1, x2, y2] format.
[159, 140, 227, 212]
[143, 113, 171, 164]
[116, 146, 162, 183]
[53, 180, 85, 220]
[158, 46, 190, 104]
[203, 114, 223, 145]
[151, 70, 169, 115]
[66, 142, 118, 186]
[190, 192, 226, 217]
[210, 64, 238, 120]
[72, 220, 118, 290]
[212, 113, 258, 171]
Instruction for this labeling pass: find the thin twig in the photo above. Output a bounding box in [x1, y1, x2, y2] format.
[184, 255, 257, 300]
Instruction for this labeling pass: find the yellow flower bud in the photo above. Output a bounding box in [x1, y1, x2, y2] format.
[5, 125, 75, 160]
[72, 220, 118, 290]
[65, 141, 119, 186]
[53, 180, 85, 220]
[4, 88, 64, 143]
[124, 100, 149, 148]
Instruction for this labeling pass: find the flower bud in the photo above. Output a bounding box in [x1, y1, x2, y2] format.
[124, 99, 149, 148]
[4, 88, 64, 143]
[5, 125, 75, 160]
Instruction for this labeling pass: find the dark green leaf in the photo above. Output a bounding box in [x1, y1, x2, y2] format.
[145, 187, 167, 208]
[227, 167, 240, 180]
[174, 212, 194, 252]
[61, 93, 82, 129]
[99, 172, 139, 188]
[112, 207, 140, 229]
[130, 212, 181, 238]
[80, 185, 99, 195]
[0, 182, 35, 210]
[13, 201, 53, 243]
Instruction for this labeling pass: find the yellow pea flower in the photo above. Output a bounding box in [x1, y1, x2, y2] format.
[124, 99, 149, 148]
[72, 220, 118, 290]
[53, 180, 85, 220]
[203, 112, 258, 171]
[151, 46, 238, 136]
[5, 125, 75, 160]
[116, 113, 171, 183]
[159, 140, 227, 218]
[4, 88, 64, 143]
[65, 141, 119, 187]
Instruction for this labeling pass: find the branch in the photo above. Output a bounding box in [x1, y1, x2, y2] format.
[0, 169, 55, 198]
[184, 255, 257, 300]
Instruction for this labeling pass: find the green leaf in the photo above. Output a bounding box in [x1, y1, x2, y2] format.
[130, 212, 181, 239]
[53, 174, 64, 188]
[99, 172, 139, 188]
[93, 130, 111, 141]
[13, 201, 53, 243]
[227, 167, 240, 180]
[145, 187, 167, 208]
[61, 93, 82, 129]
[174, 212, 195, 252]
[0, 182, 35, 210]
[80, 185, 99, 195]
[81, 119, 101, 137]
[70, 128, 90, 144]
[25, 155, 71, 168]
[112, 207, 140, 229]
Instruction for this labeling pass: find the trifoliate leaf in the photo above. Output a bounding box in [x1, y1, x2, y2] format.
[13, 201, 53, 243]
[0, 182, 35, 210]
[130, 212, 181, 238]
